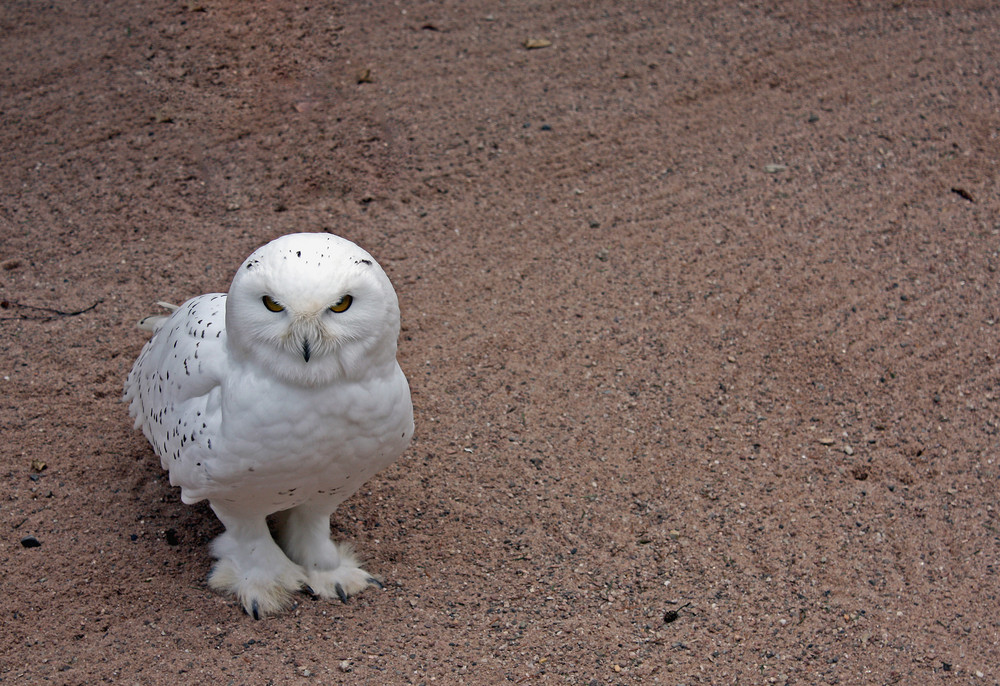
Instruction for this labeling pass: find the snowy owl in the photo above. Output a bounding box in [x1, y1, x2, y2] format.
[123, 232, 413, 618]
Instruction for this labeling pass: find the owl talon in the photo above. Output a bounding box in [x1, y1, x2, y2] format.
[335, 582, 348, 603]
[301, 584, 319, 600]
[367, 576, 384, 590]
[251, 599, 260, 620]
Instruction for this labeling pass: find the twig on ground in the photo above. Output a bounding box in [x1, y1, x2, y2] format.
[0, 298, 103, 321]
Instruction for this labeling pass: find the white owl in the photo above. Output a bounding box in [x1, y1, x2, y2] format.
[124, 233, 413, 618]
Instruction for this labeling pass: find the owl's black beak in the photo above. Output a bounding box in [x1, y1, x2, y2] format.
[301, 338, 311, 363]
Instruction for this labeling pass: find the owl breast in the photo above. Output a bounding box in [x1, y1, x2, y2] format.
[175, 362, 413, 511]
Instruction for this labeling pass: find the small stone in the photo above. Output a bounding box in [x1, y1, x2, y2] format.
[843, 445, 854, 455]
[20, 535, 41, 548]
[818, 437, 835, 445]
[338, 660, 352, 673]
[523, 38, 552, 49]
[764, 163, 787, 173]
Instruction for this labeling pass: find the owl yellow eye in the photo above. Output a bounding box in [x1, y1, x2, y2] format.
[262, 295, 285, 312]
[330, 295, 353, 313]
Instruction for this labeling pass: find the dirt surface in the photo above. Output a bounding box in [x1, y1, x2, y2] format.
[2, 1, 999, 683]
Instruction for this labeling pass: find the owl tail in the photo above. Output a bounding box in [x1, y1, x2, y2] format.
[137, 301, 179, 333]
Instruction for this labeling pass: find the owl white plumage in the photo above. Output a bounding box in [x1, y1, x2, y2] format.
[124, 232, 413, 618]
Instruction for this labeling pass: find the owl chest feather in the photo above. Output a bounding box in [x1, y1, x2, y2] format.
[182, 363, 412, 509]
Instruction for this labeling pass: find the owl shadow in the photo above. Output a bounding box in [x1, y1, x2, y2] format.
[122, 438, 384, 598]
[126, 442, 220, 564]
[124, 444, 368, 566]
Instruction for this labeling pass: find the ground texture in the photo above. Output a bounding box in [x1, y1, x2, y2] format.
[2, 1, 999, 683]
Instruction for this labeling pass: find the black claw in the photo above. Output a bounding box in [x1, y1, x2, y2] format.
[335, 582, 348, 604]
[251, 599, 260, 620]
[367, 576, 384, 590]
[301, 584, 319, 600]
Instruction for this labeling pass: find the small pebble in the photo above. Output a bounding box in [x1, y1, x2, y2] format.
[20, 535, 41, 548]
[523, 38, 552, 49]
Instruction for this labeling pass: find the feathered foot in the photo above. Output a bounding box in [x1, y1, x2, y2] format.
[208, 504, 310, 618]
[275, 505, 384, 603]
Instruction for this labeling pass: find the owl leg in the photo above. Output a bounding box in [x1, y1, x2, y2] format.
[275, 504, 383, 602]
[207, 503, 309, 618]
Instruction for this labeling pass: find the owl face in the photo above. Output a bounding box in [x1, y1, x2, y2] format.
[225, 233, 401, 386]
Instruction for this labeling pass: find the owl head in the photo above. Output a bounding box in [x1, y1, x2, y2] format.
[225, 233, 402, 386]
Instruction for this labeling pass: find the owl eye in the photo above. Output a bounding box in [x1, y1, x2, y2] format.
[262, 295, 285, 312]
[329, 295, 353, 313]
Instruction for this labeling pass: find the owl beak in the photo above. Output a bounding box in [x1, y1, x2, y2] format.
[301, 338, 311, 363]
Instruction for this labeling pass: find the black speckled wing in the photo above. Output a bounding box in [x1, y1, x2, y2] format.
[124, 294, 229, 489]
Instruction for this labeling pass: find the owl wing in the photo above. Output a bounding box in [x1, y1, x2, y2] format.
[124, 294, 229, 500]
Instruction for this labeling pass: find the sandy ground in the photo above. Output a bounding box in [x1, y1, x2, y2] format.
[2, 1, 999, 683]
